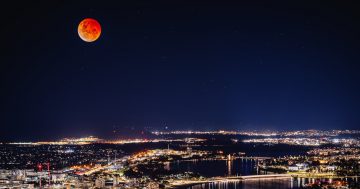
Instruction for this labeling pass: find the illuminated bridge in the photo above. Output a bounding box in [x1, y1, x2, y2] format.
[226, 174, 292, 180]
[237, 156, 272, 160]
[170, 174, 293, 187]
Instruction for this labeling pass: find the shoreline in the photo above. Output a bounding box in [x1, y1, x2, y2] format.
[167, 175, 360, 188]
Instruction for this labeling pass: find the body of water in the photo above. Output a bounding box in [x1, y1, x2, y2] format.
[170, 159, 360, 189]
[169, 159, 264, 177]
[178, 177, 360, 189]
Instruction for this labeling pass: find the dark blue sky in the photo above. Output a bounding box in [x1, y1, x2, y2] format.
[1, 1, 360, 141]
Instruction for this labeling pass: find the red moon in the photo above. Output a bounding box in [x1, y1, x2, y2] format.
[78, 18, 101, 42]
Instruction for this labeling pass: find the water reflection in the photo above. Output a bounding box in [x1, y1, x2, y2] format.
[182, 179, 294, 189]
[171, 159, 359, 189]
[170, 159, 269, 177]
[180, 177, 359, 189]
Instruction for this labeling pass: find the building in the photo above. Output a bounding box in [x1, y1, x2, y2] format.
[95, 178, 105, 188]
[288, 163, 309, 171]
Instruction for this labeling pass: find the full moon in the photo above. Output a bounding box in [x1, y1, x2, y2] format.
[78, 18, 101, 42]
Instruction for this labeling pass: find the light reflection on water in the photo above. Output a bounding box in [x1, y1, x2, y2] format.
[171, 159, 360, 189]
[180, 177, 360, 189]
[170, 159, 264, 177]
[181, 179, 294, 189]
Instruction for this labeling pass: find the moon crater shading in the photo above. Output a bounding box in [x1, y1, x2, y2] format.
[78, 18, 101, 42]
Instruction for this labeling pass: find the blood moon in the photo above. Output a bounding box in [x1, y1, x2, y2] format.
[78, 18, 101, 42]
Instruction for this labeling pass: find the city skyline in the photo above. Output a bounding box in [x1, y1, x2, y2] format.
[1, 1, 359, 188]
[2, 1, 360, 141]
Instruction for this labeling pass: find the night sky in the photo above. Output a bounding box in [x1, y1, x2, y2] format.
[1, 1, 360, 141]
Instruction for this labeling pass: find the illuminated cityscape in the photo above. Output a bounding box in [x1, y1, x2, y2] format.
[1, 129, 360, 188]
[2, 0, 360, 189]
[153, 130, 360, 137]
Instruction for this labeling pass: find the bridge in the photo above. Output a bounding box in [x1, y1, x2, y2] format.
[169, 174, 293, 187]
[226, 174, 292, 180]
[237, 156, 272, 160]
